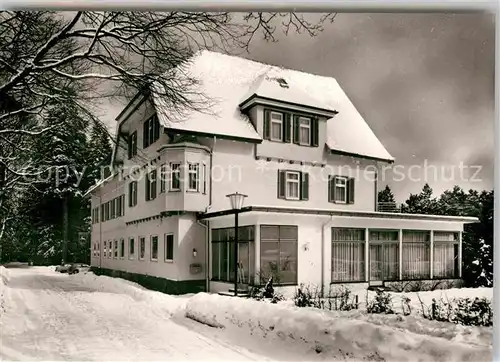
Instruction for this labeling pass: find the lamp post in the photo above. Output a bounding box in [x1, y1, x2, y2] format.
[226, 192, 248, 296]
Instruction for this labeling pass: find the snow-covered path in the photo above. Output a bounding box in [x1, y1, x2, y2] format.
[0, 267, 269, 361]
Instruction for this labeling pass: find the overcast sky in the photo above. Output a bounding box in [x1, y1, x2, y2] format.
[100, 13, 494, 202]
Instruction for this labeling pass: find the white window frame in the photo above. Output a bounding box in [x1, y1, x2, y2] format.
[270, 111, 283, 141]
[170, 163, 181, 191]
[113, 239, 118, 259]
[335, 176, 348, 204]
[150, 235, 159, 262]
[108, 241, 112, 259]
[298, 117, 311, 145]
[129, 181, 138, 207]
[285, 171, 300, 200]
[139, 236, 146, 261]
[160, 164, 167, 193]
[164, 233, 174, 262]
[187, 163, 199, 192]
[128, 237, 135, 260]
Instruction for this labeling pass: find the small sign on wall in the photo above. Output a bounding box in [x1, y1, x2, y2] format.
[190, 263, 203, 275]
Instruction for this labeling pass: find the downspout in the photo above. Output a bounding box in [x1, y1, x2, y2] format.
[196, 136, 216, 292]
[321, 215, 335, 297]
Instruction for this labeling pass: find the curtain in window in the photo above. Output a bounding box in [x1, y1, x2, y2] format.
[331, 228, 365, 282]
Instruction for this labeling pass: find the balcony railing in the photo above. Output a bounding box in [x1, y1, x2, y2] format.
[376, 202, 401, 213]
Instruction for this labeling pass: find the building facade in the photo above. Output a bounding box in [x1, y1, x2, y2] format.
[87, 51, 477, 295]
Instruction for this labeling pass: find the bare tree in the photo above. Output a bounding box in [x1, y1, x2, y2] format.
[0, 11, 337, 249]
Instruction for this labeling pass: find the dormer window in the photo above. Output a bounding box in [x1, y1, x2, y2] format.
[276, 77, 289, 88]
[298, 117, 311, 145]
[270, 112, 284, 141]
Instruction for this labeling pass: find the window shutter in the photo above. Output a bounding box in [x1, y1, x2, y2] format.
[277, 170, 286, 199]
[143, 120, 148, 148]
[300, 172, 309, 201]
[145, 175, 150, 201]
[293, 115, 300, 144]
[283, 113, 291, 143]
[151, 171, 157, 199]
[348, 178, 355, 204]
[202, 164, 207, 194]
[263, 110, 271, 140]
[311, 117, 319, 147]
[153, 115, 160, 141]
[328, 176, 335, 203]
[127, 135, 132, 159]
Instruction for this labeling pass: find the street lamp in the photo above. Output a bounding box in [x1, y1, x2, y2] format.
[226, 192, 248, 296]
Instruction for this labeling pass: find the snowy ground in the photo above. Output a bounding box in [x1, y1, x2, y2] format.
[0, 266, 493, 361]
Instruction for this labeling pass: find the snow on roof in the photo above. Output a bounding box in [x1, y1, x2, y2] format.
[153, 50, 394, 161]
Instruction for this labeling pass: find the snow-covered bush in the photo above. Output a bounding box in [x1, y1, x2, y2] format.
[420, 295, 493, 327]
[249, 276, 284, 304]
[293, 284, 358, 311]
[366, 290, 394, 314]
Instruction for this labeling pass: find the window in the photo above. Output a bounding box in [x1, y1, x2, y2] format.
[120, 238, 125, 258]
[103, 241, 107, 258]
[328, 176, 355, 204]
[277, 170, 309, 201]
[270, 112, 283, 141]
[331, 228, 365, 282]
[160, 164, 167, 193]
[120, 195, 125, 216]
[433, 231, 459, 279]
[211, 226, 255, 284]
[95, 207, 99, 223]
[129, 237, 135, 259]
[129, 181, 138, 207]
[369, 230, 399, 281]
[128, 131, 137, 159]
[116, 196, 122, 217]
[108, 241, 112, 259]
[298, 117, 311, 145]
[187, 163, 199, 192]
[101, 204, 105, 222]
[114, 240, 118, 258]
[402, 231, 430, 280]
[110, 199, 116, 219]
[293, 115, 318, 147]
[151, 236, 158, 261]
[145, 170, 157, 201]
[260, 225, 297, 285]
[170, 163, 181, 191]
[164, 234, 174, 261]
[96, 242, 100, 257]
[143, 114, 160, 148]
[139, 237, 145, 260]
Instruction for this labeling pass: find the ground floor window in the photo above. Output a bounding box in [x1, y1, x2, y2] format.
[114, 240, 118, 258]
[211, 226, 255, 284]
[402, 230, 430, 279]
[369, 230, 399, 281]
[433, 231, 459, 278]
[260, 225, 298, 285]
[139, 237, 145, 260]
[331, 228, 365, 282]
[164, 234, 174, 261]
[108, 241, 112, 259]
[129, 237, 135, 259]
[120, 238, 125, 258]
[151, 236, 158, 261]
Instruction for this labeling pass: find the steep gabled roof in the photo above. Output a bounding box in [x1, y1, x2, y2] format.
[152, 51, 393, 162]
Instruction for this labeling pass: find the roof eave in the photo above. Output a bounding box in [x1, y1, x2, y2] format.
[328, 148, 395, 164]
[239, 94, 338, 118]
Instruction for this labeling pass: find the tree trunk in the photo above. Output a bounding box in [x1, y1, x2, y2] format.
[62, 195, 68, 264]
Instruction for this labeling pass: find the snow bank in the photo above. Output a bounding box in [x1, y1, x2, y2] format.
[71, 271, 189, 315]
[0, 266, 10, 287]
[186, 293, 492, 362]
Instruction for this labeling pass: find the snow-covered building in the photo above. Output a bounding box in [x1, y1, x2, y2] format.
[87, 51, 477, 295]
